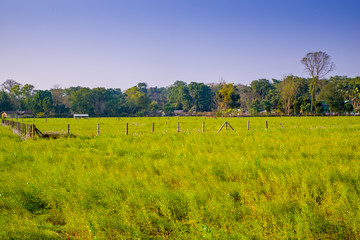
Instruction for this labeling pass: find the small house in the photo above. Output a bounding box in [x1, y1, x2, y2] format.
[1, 111, 18, 118]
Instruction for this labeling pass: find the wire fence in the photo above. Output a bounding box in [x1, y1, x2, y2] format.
[3, 115, 359, 139]
[2, 119, 35, 138]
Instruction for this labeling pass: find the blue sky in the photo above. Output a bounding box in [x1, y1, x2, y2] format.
[1, 0, 359, 90]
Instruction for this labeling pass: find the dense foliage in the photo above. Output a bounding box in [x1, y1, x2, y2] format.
[1, 76, 359, 117]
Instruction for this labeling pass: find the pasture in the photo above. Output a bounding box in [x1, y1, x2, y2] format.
[0, 116, 360, 239]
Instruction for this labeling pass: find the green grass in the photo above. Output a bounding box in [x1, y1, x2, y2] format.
[1, 117, 360, 239]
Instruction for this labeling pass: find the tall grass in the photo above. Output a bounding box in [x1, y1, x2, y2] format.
[1, 117, 359, 239]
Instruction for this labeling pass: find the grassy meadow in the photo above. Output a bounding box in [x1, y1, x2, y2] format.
[0, 116, 360, 239]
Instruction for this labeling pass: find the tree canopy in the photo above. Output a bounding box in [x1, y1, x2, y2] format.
[1, 52, 359, 117]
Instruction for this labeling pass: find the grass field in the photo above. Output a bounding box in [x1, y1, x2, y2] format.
[1, 116, 360, 239]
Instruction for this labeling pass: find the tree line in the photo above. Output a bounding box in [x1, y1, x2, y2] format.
[1, 52, 359, 117]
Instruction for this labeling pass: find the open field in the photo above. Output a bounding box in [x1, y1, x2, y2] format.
[1, 117, 360, 239]
[14, 116, 360, 136]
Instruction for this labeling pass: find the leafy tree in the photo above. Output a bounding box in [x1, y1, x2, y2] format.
[10, 84, 35, 110]
[125, 84, 150, 114]
[1, 79, 21, 93]
[296, 96, 311, 115]
[167, 81, 192, 111]
[277, 99, 285, 114]
[32, 90, 53, 115]
[248, 99, 262, 115]
[50, 86, 70, 115]
[301, 51, 335, 113]
[238, 84, 256, 112]
[149, 101, 159, 112]
[216, 83, 240, 111]
[148, 87, 167, 110]
[163, 103, 175, 116]
[281, 75, 300, 115]
[263, 100, 272, 114]
[318, 82, 345, 114]
[21, 84, 35, 110]
[344, 102, 354, 114]
[250, 79, 274, 100]
[92, 88, 111, 116]
[69, 88, 94, 114]
[188, 82, 213, 112]
[314, 101, 324, 114]
[0, 90, 12, 111]
[103, 88, 126, 116]
[9, 84, 23, 109]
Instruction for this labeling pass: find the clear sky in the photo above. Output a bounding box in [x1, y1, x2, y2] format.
[1, 0, 359, 90]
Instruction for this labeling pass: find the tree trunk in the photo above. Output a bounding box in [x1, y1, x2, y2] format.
[287, 99, 291, 116]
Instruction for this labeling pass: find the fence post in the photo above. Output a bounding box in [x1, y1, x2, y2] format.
[152, 122, 154, 133]
[68, 124, 70, 135]
[247, 120, 249, 130]
[202, 121, 205, 132]
[126, 123, 128, 135]
[97, 123, 100, 136]
[177, 122, 180, 132]
[265, 121, 268, 129]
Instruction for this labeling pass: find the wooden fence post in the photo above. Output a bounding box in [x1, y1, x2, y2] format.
[247, 120, 250, 130]
[152, 122, 154, 133]
[126, 123, 128, 135]
[202, 121, 205, 132]
[265, 121, 268, 129]
[97, 123, 100, 136]
[68, 124, 70, 135]
[177, 122, 180, 132]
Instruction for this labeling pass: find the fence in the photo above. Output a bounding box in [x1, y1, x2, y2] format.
[3, 117, 283, 137]
[1, 119, 38, 138]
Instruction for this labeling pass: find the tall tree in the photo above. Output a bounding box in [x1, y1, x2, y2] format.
[125, 84, 150, 114]
[301, 51, 335, 113]
[250, 79, 274, 100]
[148, 87, 167, 110]
[216, 83, 240, 111]
[1, 79, 21, 93]
[31, 90, 53, 115]
[69, 88, 94, 114]
[188, 82, 213, 112]
[50, 85, 70, 115]
[167, 81, 192, 111]
[318, 82, 345, 114]
[0, 91, 12, 111]
[281, 75, 300, 115]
